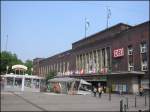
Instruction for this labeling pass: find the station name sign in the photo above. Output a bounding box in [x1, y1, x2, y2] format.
[113, 48, 124, 58]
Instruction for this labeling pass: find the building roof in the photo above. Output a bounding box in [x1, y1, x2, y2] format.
[72, 23, 131, 46]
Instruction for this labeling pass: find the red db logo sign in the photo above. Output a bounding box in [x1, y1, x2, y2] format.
[113, 48, 124, 58]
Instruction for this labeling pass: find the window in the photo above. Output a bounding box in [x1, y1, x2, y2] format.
[102, 48, 105, 67]
[128, 45, 133, 55]
[140, 42, 148, 71]
[106, 47, 111, 69]
[140, 42, 147, 53]
[128, 45, 134, 71]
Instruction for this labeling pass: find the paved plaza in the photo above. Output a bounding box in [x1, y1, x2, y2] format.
[1, 91, 149, 111]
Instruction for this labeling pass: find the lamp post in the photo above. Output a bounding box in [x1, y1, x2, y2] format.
[6, 66, 9, 74]
[31, 68, 33, 75]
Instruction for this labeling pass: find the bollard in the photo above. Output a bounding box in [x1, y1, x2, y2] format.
[120, 99, 123, 112]
[145, 95, 147, 106]
[135, 96, 136, 108]
[126, 97, 128, 109]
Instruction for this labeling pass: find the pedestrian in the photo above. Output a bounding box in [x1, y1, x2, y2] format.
[139, 86, 143, 96]
[98, 86, 102, 98]
[93, 87, 97, 97]
[103, 86, 106, 93]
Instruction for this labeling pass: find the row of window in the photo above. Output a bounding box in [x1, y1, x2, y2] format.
[76, 47, 111, 74]
[38, 42, 148, 75]
[128, 42, 148, 71]
[39, 62, 69, 75]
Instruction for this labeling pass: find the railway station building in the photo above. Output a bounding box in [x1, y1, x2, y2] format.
[33, 21, 149, 94]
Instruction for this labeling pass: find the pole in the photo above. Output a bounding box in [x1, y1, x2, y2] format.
[106, 8, 108, 29]
[5, 35, 8, 51]
[85, 18, 86, 38]
[106, 7, 111, 29]
[145, 95, 147, 106]
[109, 87, 111, 101]
[126, 97, 128, 109]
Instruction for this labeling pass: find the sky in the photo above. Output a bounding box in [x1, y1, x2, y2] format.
[1, 1, 149, 62]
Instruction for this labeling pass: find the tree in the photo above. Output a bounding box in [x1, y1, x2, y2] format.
[45, 71, 56, 84]
[0, 51, 23, 74]
[24, 60, 33, 75]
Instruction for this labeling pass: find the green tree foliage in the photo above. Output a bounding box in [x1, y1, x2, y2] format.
[24, 60, 33, 75]
[1, 51, 33, 75]
[45, 71, 56, 84]
[0, 51, 23, 74]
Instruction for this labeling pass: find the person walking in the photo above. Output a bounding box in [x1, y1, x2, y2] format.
[139, 86, 143, 96]
[93, 87, 97, 97]
[98, 86, 102, 98]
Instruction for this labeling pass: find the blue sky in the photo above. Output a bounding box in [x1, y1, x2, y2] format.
[1, 1, 149, 62]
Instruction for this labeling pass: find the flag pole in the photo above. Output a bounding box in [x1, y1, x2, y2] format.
[106, 8, 108, 29]
[106, 7, 111, 29]
[85, 17, 86, 38]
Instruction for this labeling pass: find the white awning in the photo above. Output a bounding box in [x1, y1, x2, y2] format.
[48, 77, 79, 83]
[80, 79, 91, 85]
[12, 64, 28, 71]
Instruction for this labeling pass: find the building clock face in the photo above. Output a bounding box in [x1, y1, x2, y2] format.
[113, 48, 124, 58]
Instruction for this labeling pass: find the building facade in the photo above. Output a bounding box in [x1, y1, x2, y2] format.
[33, 21, 149, 93]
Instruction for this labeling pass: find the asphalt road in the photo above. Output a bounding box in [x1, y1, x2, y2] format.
[1, 92, 149, 111]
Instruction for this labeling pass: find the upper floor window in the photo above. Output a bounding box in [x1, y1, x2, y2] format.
[140, 42, 148, 71]
[140, 42, 147, 53]
[127, 45, 134, 71]
[128, 45, 133, 55]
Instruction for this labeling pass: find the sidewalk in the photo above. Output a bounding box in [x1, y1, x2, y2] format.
[1, 91, 149, 111]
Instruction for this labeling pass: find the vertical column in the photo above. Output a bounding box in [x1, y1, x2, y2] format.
[63, 62, 65, 75]
[78, 55, 80, 72]
[96, 50, 99, 72]
[57, 63, 59, 72]
[31, 78, 33, 88]
[13, 77, 15, 87]
[59, 63, 61, 73]
[21, 77, 25, 91]
[86, 53, 88, 73]
[83, 54, 85, 72]
[105, 48, 108, 68]
[92, 50, 94, 72]
[89, 52, 91, 72]
[81, 54, 83, 71]
[85, 53, 87, 73]
[100, 49, 103, 71]
[76, 55, 78, 72]
[39, 79, 41, 89]
[67, 62, 69, 72]
[79, 55, 81, 71]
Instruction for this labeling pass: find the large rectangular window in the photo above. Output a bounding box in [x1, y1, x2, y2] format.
[106, 47, 111, 70]
[102, 48, 105, 68]
[140, 42, 148, 71]
[128, 45, 134, 71]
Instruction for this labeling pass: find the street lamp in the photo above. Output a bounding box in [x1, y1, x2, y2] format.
[31, 68, 33, 75]
[6, 66, 9, 74]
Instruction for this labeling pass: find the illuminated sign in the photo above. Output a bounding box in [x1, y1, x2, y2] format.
[113, 48, 124, 58]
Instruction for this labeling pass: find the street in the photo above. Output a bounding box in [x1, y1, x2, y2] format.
[1, 91, 149, 111]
